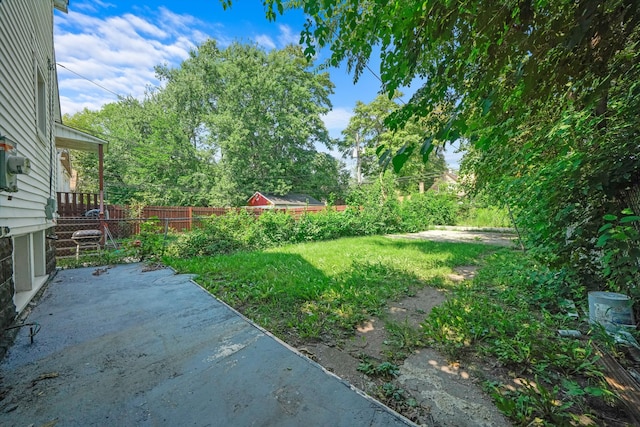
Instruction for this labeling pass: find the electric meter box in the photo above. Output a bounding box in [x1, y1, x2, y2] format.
[0, 138, 31, 192]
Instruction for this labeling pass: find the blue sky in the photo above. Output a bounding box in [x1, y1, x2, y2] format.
[54, 0, 462, 167]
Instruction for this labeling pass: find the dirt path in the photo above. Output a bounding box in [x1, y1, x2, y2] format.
[387, 227, 518, 248]
[297, 230, 514, 426]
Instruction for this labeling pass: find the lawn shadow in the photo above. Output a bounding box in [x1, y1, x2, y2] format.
[167, 249, 448, 341]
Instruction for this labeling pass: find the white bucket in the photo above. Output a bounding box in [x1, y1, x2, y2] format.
[588, 291, 636, 332]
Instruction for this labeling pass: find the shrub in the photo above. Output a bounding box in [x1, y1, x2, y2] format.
[399, 192, 460, 231]
[346, 177, 404, 235]
[169, 210, 257, 257]
[254, 210, 296, 247]
[138, 217, 166, 256]
[303, 208, 350, 240]
[165, 181, 508, 260]
[458, 206, 511, 228]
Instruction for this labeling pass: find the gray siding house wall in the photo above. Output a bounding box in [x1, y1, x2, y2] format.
[0, 0, 69, 335]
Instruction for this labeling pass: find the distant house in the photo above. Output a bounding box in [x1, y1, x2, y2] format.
[57, 149, 73, 193]
[247, 192, 325, 208]
[429, 170, 459, 193]
[0, 0, 106, 334]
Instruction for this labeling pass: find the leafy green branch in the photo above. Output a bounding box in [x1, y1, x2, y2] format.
[596, 208, 640, 298]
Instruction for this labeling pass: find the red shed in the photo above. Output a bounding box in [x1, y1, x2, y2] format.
[247, 192, 324, 208]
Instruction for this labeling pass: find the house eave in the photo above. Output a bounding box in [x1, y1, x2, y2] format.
[53, 0, 69, 13]
[54, 122, 107, 153]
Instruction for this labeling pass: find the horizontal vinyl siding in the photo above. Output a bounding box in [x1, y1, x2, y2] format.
[0, 0, 57, 233]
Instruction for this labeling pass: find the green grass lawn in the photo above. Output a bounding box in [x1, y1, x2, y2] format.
[165, 236, 633, 425]
[164, 237, 636, 425]
[165, 235, 496, 341]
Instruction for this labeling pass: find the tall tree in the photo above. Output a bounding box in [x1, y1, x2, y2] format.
[65, 96, 212, 206]
[62, 108, 102, 194]
[158, 41, 341, 206]
[341, 96, 397, 181]
[296, 152, 351, 202]
[340, 94, 446, 192]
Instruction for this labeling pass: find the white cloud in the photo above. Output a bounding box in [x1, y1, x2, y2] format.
[72, 0, 115, 13]
[255, 25, 301, 51]
[321, 107, 353, 134]
[159, 7, 198, 31]
[255, 34, 276, 50]
[121, 13, 168, 39]
[277, 25, 299, 46]
[54, 7, 312, 117]
[54, 9, 207, 115]
[190, 30, 212, 45]
[59, 95, 118, 116]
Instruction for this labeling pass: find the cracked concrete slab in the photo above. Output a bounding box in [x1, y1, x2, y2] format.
[397, 348, 510, 426]
[0, 263, 413, 427]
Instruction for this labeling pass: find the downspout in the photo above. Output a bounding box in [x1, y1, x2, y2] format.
[46, 58, 56, 220]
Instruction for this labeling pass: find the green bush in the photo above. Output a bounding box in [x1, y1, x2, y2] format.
[254, 210, 296, 247]
[455, 192, 512, 228]
[164, 181, 517, 259]
[458, 206, 511, 228]
[345, 179, 402, 235]
[137, 217, 165, 259]
[170, 210, 258, 257]
[303, 208, 351, 240]
[399, 192, 460, 231]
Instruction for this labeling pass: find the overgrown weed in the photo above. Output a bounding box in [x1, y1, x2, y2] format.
[166, 236, 491, 341]
[423, 249, 627, 425]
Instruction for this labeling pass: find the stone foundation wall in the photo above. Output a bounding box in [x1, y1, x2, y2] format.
[46, 227, 56, 274]
[0, 237, 16, 357]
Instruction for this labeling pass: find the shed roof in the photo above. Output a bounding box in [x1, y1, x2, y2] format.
[248, 192, 324, 207]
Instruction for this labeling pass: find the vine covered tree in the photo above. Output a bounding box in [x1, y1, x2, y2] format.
[239, 0, 640, 279]
[240, 1, 638, 146]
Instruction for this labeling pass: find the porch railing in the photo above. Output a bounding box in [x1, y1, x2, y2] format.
[57, 192, 100, 217]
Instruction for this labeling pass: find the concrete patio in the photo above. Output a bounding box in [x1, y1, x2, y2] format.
[0, 263, 413, 426]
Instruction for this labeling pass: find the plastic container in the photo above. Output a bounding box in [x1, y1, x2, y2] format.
[588, 291, 636, 332]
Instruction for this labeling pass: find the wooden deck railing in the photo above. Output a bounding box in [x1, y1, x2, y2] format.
[56, 192, 99, 217]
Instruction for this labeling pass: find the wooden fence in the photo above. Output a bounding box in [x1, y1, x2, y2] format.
[56, 192, 347, 233]
[105, 205, 233, 232]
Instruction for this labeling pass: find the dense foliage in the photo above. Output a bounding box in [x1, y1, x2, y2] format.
[244, 0, 640, 298]
[66, 41, 350, 206]
[64, 98, 212, 206]
[249, 1, 638, 153]
[169, 182, 459, 258]
[157, 41, 348, 205]
[338, 93, 447, 191]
